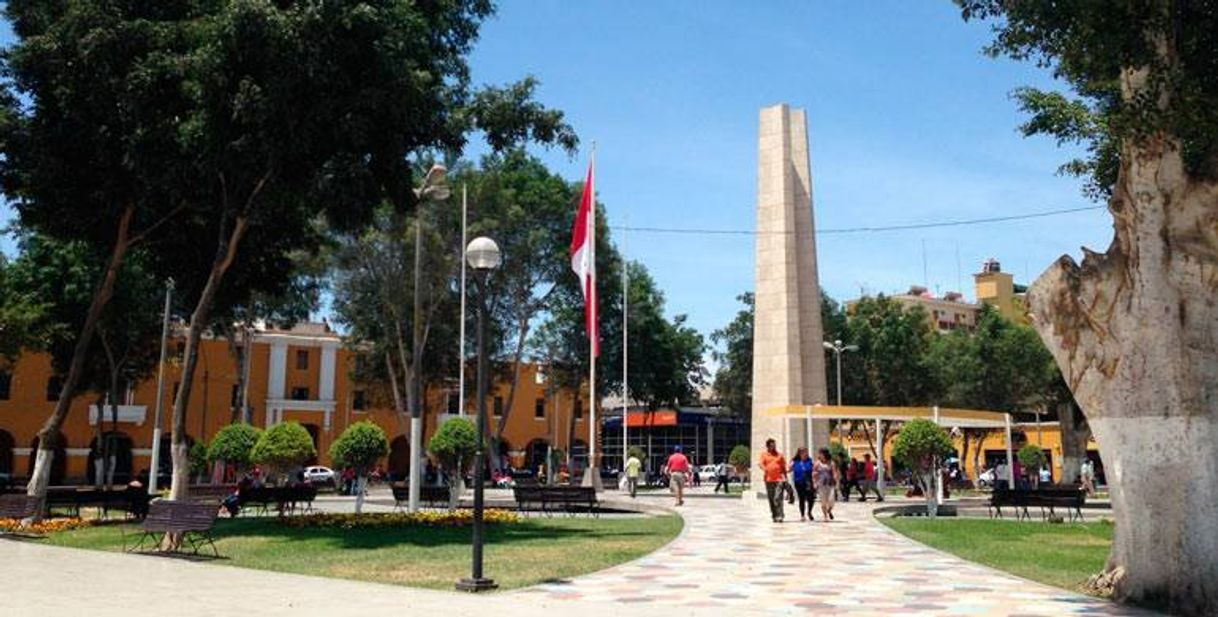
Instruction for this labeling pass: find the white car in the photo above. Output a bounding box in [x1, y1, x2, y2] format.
[977, 468, 996, 488]
[303, 466, 335, 485]
[696, 465, 719, 482]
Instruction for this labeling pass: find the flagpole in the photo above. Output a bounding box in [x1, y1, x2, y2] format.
[458, 184, 468, 417]
[587, 145, 598, 487]
[622, 218, 628, 474]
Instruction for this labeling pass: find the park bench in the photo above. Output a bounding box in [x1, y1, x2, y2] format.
[391, 485, 453, 511]
[0, 494, 40, 521]
[989, 485, 1086, 522]
[124, 501, 220, 557]
[279, 485, 317, 515]
[186, 484, 237, 504]
[512, 486, 598, 517]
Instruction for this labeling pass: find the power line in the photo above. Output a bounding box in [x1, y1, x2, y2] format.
[611, 205, 1104, 236]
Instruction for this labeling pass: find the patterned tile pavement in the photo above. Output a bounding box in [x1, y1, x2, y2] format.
[516, 494, 1154, 616]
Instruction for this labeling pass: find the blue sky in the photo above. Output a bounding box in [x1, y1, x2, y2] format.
[466, 2, 1110, 340]
[1, 3, 1113, 346]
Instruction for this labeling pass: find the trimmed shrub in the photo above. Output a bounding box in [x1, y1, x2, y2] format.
[207, 423, 262, 469]
[250, 421, 316, 479]
[330, 421, 390, 473]
[728, 444, 750, 472]
[428, 417, 477, 478]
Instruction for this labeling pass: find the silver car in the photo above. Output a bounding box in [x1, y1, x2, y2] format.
[303, 465, 335, 485]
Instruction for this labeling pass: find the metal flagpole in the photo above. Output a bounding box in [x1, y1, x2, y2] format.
[458, 184, 468, 417]
[622, 220, 628, 473]
[585, 145, 599, 488]
[148, 279, 173, 495]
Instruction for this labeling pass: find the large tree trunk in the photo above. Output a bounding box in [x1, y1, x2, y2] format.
[1057, 402, 1091, 485]
[168, 216, 248, 503]
[1028, 124, 1218, 613]
[26, 206, 134, 521]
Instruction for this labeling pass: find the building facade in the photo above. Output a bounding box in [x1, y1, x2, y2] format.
[0, 323, 590, 485]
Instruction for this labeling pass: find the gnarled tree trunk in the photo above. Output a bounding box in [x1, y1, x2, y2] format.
[1029, 127, 1218, 613]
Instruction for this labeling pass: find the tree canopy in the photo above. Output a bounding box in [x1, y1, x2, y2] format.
[207, 423, 262, 469]
[250, 422, 316, 476]
[330, 421, 390, 473]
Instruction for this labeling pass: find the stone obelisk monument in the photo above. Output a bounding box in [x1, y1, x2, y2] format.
[750, 103, 829, 477]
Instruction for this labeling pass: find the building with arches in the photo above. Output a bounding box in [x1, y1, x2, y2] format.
[0, 322, 590, 485]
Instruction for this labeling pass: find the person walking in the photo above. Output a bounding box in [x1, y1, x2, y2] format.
[663, 446, 691, 506]
[1080, 458, 1096, 497]
[814, 448, 839, 522]
[759, 438, 788, 523]
[861, 453, 883, 501]
[713, 458, 732, 493]
[624, 451, 643, 498]
[790, 447, 815, 521]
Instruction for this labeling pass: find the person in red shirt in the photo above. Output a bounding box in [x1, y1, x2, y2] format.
[861, 453, 883, 502]
[663, 446, 691, 506]
[758, 438, 788, 522]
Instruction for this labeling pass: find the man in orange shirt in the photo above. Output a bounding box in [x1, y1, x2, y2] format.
[758, 438, 788, 522]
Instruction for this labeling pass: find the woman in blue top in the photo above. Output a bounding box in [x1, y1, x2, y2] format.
[789, 447, 815, 521]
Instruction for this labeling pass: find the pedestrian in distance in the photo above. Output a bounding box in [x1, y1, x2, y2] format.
[759, 438, 788, 522]
[814, 448, 839, 522]
[789, 447, 815, 521]
[861, 453, 883, 501]
[624, 451, 643, 498]
[1080, 458, 1096, 497]
[713, 458, 732, 493]
[663, 445, 691, 506]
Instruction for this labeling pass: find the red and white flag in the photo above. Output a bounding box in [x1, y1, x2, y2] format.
[570, 159, 599, 357]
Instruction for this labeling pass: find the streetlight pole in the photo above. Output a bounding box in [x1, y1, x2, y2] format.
[147, 279, 174, 495]
[822, 339, 858, 446]
[409, 164, 449, 513]
[457, 236, 500, 593]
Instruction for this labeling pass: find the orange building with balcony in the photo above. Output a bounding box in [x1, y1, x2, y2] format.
[0, 323, 590, 485]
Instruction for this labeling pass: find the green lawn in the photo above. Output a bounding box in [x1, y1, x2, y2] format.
[881, 517, 1111, 592]
[46, 513, 682, 591]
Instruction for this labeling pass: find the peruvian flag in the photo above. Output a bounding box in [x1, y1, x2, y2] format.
[570, 160, 599, 357]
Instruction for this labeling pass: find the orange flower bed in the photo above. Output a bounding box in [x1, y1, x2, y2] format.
[0, 517, 97, 535]
[281, 509, 520, 530]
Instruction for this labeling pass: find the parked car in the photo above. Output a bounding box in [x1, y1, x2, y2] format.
[977, 468, 996, 488]
[696, 465, 718, 483]
[303, 466, 335, 485]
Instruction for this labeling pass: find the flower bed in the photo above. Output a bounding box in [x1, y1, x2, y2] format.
[0, 517, 97, 535]
[280, 509, 520, 530]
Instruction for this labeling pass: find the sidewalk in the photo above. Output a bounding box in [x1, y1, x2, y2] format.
[0, 494, 1150, 616]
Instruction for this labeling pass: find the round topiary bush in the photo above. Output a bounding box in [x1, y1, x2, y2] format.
[728, 444, 750, 472]
[330, 421, 389, 513]
[250, 421, 316, 481]
[891, 418, 954, 517]
[1017, 443, 1047, 470]
[428, 417, 477, 479]
[207, 423, 263, 470]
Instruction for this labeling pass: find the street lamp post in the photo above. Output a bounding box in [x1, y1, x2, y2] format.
[456, 236, 500, 593]
[409, 164, 449, 513]
[822, 339, 858, 444]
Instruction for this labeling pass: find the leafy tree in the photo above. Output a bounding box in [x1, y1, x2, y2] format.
[959, 3, 1218, 610]
[428, 417, 477, 509]
[711, 293, 753, 419]
[1017, 443, 1047, 472]
[0, 253, 44, 361]
[1, 1, 206, 509]
[207, 424, 263, 471]
[891, 418, 954, 518]
[846, 297, 938, 406]
[189, 441, 210, 481]
[459, 151, 580, 446]
[728, 445, 750, 473]
[330, 421, 390, 514]
[249, 422, 316, 483]
[828, 441, 849, 464]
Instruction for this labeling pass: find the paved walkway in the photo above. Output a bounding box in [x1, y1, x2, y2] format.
[518, 495, 1147, 616]
[0, 494, 1150, 616]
